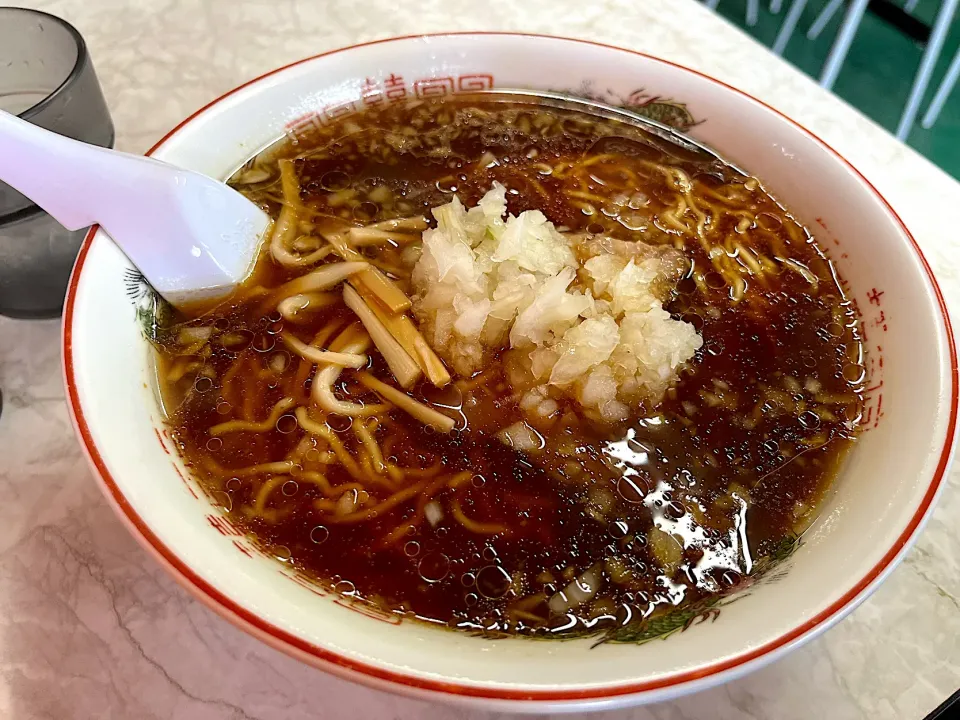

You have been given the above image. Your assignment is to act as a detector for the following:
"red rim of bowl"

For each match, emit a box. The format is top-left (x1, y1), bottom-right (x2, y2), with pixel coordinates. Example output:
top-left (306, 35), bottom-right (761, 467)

top-left (62, 32), bottom-right (959, 703)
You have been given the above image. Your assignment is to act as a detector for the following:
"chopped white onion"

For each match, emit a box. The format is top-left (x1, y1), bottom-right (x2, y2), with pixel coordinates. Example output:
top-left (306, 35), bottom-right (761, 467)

top-left (547, 563), bottom-right (603, 615)
top-left (424, 500), bottom-right (444, 527)
top-left (177, 326), bottom-right (213, 345)
top-left (497, 422), bottom-right (545, 452)
top-left (335, 490), bottom-right (358, 516)
top-left (269, 352), bottom-right (289, 373)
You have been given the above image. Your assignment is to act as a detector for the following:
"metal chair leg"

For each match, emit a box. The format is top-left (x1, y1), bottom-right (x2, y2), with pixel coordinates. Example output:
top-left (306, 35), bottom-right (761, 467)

top-left (819, 0), bottom-right (871, 90)
top-left (922, 45), bottom-right (960, 129)
top-left (898, 0), bottom-right (960, 139)
top-left (773, 0), bottom-right (809, 55)
top-left (702, 0), bottom-right (759, 27)
top-left (808, 0), bottom-right (846, 39)
top-left (771, 0), bottom-right (784, 11)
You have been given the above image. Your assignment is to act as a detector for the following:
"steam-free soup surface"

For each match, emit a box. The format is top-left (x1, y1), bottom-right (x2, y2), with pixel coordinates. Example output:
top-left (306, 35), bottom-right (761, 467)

top-left (155, 97), bottom-right (865, 638)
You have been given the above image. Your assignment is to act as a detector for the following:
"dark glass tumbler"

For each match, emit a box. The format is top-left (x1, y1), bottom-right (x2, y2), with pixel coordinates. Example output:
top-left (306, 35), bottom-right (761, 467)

top-left (0, 7), bottom-right (114, 319)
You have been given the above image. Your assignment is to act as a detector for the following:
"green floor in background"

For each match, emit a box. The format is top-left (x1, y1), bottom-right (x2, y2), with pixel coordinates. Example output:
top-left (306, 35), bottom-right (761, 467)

top-left (713, 0), bottom-right (960, 179)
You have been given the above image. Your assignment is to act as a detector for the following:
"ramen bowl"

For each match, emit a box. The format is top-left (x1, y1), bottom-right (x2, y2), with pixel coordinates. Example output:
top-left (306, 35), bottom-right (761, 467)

top-left (63, 33), bottom-right (957, 711)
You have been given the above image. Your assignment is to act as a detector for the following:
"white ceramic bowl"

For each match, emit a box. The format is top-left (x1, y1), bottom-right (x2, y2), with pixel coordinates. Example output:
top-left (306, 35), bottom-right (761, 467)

top-left (63, 33), bottom-right (958, 712)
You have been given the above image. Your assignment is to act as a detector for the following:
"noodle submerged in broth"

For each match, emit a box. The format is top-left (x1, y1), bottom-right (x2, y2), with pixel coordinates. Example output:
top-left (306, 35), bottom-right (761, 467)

top-left (154, 97), bottom-right (865, 637)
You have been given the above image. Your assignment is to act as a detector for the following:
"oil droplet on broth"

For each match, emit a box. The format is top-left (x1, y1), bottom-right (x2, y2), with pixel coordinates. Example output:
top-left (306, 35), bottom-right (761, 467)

top-left (608, 520), bottom-right (629, 539)
top-left (320, 171), bottom-right (350, 191)
top-left (310, 526), bottom-right (329, 544)
top-left (276, 414), bottom-right (298, 434)
top-left (334, 579), bottom-right (357, 596)
top-left (274, 545), bottom-right (292, 562)
top-left (476, 565), bottom-right (512, 599)
top-left (799, 411), bottom-right (821, 430)
top-left (326, 415), bottom-right (352, 433)
top-left (418, 552), bottom-right (450, 583)
top-left (617, 475), bottom-right (648, 504)
top-left (253, 334), bottom-right (276, 353)
top-left (211, 490), bottom-right (232, 511)
top-left (664, 501), bottom-right (686, 520)
top-left (194, 376), bottom-right (214, 393)
top-left (842, 364), bottom-right (864, 384)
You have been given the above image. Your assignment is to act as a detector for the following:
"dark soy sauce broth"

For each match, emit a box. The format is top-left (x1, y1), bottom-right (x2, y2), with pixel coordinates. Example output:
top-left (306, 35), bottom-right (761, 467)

top-left (154, 97), bottom-right (865, 637)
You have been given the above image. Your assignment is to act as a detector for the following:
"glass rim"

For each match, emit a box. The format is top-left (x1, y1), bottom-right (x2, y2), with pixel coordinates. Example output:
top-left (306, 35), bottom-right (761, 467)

top-left (0, 7), bottom-right (90, 122)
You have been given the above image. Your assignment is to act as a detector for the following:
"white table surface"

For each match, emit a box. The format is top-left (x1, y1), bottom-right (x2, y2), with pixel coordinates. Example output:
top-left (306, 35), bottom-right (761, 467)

top-left (2, 1), bottom-right (960, 718)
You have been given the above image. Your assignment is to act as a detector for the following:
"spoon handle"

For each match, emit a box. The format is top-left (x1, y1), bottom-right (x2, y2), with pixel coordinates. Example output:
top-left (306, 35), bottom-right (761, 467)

top-left (0, 110), bottom-right (151, 230)
top-left (0, 110), bottom-right (270, 302)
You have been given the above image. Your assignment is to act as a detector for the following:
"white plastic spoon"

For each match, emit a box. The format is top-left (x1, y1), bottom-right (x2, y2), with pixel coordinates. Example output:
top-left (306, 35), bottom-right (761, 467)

top-left (0, 110), bottom-right (270, 305)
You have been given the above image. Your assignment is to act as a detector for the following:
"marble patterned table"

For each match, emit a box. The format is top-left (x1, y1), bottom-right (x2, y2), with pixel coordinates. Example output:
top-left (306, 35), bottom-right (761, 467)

top-left (2, 1), bottom-right (959, 718)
